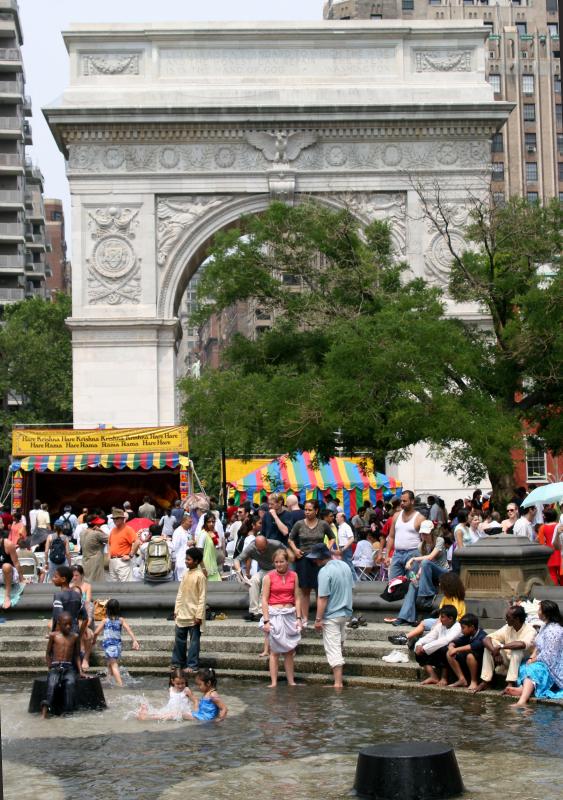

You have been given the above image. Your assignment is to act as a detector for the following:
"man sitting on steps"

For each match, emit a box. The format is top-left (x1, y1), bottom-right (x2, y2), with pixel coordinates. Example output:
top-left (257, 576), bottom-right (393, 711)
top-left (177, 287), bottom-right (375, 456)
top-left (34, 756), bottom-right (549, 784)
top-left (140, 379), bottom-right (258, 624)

top-left (234, 535), bottom-right (292, 622)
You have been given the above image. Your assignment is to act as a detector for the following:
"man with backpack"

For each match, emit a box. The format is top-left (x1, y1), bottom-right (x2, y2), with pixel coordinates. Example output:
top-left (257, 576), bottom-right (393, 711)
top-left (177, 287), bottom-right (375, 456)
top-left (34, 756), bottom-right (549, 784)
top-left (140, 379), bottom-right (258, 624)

top-left (141, 524), bottom-right (173, 582)
top-left (45, 522), bottom-right (72, 581)
top-left (59, 506), bottom-right (78, 544)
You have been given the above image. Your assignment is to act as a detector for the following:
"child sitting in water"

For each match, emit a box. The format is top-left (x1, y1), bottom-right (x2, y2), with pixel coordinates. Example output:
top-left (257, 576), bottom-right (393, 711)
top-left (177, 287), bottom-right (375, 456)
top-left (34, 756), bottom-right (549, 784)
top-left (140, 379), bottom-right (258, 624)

top-left (191, 667), bottom-right (228, 722)
top-left (136, 667), bottom-right (228, 722)
top-left (92, 598), bottom-right (140, 687)
top-left (41, 611), bottom-right (82, 718)
top-left (136, 668), bottom-right (195, 721)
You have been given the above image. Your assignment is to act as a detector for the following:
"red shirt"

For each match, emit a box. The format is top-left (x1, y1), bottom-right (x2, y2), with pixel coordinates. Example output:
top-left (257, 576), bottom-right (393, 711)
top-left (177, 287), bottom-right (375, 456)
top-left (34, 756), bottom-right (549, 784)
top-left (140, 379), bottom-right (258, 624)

top-left (268, 569), bottom-right (297, 605)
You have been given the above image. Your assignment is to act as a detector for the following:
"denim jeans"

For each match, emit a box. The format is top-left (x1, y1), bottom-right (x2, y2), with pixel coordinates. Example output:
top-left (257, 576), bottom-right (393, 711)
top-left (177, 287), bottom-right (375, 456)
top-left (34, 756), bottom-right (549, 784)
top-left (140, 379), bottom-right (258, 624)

top-left (397, 582), bottom-right (420, 624)
top-left (341, 548), bottom-right (357, 583)
top-left (172, 624), bottom-right (201, 670)
top-left (389, 549), bottom-right (420, 580)
top-left (418, 560), bottom-right (449, 598)
top-left (44, 662), bottom-right (77, 713)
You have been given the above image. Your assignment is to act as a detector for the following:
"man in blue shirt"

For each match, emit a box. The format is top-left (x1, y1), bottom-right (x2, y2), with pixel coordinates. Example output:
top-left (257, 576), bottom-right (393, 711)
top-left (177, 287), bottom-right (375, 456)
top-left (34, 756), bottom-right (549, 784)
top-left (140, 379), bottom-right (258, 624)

top-left (309, 543), bottom-right (353, 689)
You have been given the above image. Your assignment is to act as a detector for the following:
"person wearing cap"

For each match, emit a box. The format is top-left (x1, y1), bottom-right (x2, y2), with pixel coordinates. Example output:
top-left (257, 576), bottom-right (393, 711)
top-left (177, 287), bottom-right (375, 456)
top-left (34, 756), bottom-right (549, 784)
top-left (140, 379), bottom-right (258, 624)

top-left (385, 520), bottom-right (448, 627)
top-left (108, 509), bottom-right (139, 582)
top-left (309, 543), bottom-right (353, 689)
top-left (80, 514), bottom-right (110, 583)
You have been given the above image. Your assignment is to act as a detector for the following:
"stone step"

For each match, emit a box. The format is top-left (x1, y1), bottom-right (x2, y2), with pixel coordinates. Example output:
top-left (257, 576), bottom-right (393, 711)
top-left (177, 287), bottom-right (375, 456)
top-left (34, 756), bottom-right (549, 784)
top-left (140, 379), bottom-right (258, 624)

top-left (0, 633), bottom-right (402, 659)
top-left (0, 619), bottom-right (431, 642)
top-left (0, 649), bottom-right (419, 678)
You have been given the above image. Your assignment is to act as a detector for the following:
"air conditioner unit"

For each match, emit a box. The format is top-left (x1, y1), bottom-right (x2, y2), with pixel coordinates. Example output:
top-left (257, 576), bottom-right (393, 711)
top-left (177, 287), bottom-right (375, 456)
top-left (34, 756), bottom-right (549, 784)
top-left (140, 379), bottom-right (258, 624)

top-left (526, 145), bottom-right (537, 152)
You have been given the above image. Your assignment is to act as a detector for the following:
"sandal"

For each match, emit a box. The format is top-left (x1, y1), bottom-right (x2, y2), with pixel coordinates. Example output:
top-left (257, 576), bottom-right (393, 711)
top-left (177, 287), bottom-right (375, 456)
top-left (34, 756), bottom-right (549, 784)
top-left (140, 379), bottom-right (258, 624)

top-left (357, 616), bottom-right (368, 627)
top-left (347, 618), bottom-right (360, 629)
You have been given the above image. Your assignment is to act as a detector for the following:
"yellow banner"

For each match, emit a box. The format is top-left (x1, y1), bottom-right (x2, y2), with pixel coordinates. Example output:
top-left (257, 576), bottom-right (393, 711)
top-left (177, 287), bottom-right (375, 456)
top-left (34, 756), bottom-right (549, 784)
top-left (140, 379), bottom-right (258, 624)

top-left (12, 426), bottom-right (189, 456)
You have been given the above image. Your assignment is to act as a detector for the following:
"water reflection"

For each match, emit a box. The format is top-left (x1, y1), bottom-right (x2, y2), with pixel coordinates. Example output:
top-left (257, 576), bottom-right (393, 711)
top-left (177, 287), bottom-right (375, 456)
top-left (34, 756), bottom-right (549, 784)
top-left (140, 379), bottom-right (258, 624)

top-left (1, 677), bottom-right (562, 800)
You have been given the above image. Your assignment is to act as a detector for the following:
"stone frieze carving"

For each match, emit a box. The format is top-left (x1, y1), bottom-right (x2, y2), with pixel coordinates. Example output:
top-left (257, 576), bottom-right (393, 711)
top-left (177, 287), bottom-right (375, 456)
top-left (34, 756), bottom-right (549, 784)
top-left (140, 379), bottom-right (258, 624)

top-left (415, 50), bottom-right (472, 73)
top-left (245, 131), bottom-right (317, 163)
top-left (159, 47), bottom-right (397, 77)
top-left (68, 139), bottom-right (489, 175)
top-left (86, 206), bottom-right (141, 305)
top-left (82, 54), bottom-right (140, 76)
top-left (423, 203), bottom-right (470, 285)
top-left (156, 196), bottom-right (231, 267)
top-left (326, 192), bottom-right (407, 256)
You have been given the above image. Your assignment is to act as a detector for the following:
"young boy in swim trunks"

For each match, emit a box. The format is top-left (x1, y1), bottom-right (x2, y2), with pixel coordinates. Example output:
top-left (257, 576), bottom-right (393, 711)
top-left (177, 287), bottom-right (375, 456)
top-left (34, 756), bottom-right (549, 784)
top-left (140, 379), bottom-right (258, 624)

top-left (41, 611), bottom-right (82, 718)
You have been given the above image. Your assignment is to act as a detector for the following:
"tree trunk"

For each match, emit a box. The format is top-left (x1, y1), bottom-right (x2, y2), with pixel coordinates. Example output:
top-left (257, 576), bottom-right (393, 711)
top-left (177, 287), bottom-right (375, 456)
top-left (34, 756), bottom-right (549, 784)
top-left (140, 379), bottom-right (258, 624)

top-left (487, 468), bottom-right (515, 515)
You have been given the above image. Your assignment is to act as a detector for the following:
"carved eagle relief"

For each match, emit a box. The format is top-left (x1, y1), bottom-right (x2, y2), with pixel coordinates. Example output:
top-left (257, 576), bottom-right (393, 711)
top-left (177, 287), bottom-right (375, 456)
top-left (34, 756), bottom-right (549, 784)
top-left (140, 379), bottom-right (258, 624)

top-left (245, 130), bottom-right (317, 163)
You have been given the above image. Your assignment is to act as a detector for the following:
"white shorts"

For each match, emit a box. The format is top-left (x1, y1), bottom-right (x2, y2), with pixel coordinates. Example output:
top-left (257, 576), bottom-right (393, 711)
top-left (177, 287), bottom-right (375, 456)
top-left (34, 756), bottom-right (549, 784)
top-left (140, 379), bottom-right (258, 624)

top-left (322, 616), bottom-right (348, 668)
top-left (0, 565), bottom-right (19, 584)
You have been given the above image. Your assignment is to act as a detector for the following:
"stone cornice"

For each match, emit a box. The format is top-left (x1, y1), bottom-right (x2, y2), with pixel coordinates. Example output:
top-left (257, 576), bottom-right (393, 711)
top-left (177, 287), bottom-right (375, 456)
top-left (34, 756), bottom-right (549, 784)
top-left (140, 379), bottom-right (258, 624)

top-left (60, 121), bottom-right (500, 146)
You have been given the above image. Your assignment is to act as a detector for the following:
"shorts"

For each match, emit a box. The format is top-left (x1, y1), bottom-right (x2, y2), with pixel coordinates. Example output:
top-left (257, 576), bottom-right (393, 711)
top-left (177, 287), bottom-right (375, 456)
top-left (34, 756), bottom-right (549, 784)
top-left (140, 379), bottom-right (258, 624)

top-left (294, 557), bottom-right (319, 590)
top-left (0, 566), bottom-right (19, 585)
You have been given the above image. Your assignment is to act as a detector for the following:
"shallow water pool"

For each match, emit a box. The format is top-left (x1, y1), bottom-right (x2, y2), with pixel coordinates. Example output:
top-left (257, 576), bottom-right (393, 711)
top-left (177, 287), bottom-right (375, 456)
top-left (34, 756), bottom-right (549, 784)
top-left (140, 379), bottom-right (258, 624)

top-left (1, 676), bottom-right (562, 799)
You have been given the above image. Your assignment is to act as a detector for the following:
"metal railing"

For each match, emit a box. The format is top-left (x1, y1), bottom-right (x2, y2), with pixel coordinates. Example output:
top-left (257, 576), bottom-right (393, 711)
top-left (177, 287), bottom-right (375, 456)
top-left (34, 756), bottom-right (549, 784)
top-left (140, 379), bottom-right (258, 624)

top-left (0, 287), bottom-right (24, 301)
top-left (0, 189), bottom-right (23, 203)
top-left (0, 221), bottom-right (23, 235)
top-left (0, 80), bottom-right (21, 93)
top-left (0, 116), bottom-right (21, 130)
top-left (0, 254), bottom-right (24, 267)
top-left (0, 153), bottom-right (21, 166)
top-left (0, 48), bottom-right (21, 62)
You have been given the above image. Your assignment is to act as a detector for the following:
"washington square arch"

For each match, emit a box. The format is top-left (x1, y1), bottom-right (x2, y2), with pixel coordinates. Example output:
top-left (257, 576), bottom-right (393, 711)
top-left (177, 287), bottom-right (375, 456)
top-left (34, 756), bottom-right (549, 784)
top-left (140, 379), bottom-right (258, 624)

top-left (45, 19), bottom-right (510, 484)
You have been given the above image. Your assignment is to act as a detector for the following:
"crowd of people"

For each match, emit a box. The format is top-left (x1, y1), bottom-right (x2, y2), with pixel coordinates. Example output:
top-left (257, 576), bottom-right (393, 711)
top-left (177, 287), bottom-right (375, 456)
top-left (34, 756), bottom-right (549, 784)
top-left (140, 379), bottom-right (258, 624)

top-left (1, 484), bottom-right (562, 715)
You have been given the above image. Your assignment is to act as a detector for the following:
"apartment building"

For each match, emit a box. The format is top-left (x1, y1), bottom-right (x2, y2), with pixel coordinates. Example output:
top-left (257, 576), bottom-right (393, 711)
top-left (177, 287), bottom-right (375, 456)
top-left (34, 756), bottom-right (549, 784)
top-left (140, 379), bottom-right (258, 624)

top-left (44, 198), bottom-right (70, 296)
top-left (0, 0), bottom-right (46, 311)
top-left (324, 0), bottom-right (562, 204)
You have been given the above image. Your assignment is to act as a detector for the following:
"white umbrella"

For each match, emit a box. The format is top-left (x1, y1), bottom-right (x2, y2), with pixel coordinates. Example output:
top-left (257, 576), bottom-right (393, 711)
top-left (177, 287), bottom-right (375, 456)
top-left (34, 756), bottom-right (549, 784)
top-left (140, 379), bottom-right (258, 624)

top-left (520, 482), bottom-right (563, 508)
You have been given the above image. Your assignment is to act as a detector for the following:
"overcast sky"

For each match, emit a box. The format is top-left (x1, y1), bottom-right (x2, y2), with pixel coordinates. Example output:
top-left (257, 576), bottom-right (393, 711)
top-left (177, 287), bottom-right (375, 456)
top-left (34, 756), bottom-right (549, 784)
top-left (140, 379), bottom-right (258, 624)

top-left (19, 0), bottom-right (324, 256)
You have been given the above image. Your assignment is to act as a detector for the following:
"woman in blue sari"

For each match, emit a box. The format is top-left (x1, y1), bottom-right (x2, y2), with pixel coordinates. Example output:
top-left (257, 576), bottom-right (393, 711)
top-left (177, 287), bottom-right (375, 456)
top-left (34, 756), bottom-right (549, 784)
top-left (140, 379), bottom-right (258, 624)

top-left (507, 600), bottom-right (563, 707)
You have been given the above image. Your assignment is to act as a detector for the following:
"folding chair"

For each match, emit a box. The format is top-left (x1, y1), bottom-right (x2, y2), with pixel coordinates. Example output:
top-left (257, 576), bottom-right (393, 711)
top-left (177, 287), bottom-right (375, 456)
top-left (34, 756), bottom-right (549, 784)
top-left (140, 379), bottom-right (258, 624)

top-left (18, 557), bottom-right (39, 583)
top-left (354, 564), bottom-right (377, 582)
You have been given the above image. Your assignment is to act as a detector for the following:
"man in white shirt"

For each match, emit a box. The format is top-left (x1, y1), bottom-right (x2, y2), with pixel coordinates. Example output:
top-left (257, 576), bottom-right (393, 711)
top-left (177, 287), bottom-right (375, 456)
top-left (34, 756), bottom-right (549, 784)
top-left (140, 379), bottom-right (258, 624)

top-left (513, 505), bottom-right (536, 541)
top-left (171, 515), bottom-right (194, 581)
top-left (415, 605), bottom-right (462, 686)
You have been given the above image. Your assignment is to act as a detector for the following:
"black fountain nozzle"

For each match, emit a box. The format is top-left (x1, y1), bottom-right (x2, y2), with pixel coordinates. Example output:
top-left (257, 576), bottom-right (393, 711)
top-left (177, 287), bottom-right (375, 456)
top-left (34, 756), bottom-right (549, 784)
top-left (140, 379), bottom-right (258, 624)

top-left (354, 741), bottom-right (464, 800)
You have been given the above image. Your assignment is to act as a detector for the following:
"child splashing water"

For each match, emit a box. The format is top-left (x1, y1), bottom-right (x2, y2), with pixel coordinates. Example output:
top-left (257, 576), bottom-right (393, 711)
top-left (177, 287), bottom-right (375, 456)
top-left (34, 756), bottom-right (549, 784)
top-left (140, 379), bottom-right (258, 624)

top-left (136, 667), bottom-right (227, 722)
top-left (92, 599), bottom-right (140, 687)
top-left (136, 668), bottom-right (194, 721)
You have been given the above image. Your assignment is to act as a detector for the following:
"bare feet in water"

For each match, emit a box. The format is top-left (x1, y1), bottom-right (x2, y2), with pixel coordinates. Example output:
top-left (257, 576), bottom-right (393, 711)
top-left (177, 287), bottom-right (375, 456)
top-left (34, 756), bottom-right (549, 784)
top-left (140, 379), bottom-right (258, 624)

top-left (447, 679), bottom-right (468, 689)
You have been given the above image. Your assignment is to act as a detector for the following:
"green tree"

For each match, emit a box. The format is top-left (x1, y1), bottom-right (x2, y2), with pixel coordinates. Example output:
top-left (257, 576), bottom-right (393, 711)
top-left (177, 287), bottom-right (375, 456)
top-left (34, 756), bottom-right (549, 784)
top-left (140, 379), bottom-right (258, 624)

top-left (0, 294), bottom-right (72, 462)
top-left (180, 199), bottom-right (561, 505)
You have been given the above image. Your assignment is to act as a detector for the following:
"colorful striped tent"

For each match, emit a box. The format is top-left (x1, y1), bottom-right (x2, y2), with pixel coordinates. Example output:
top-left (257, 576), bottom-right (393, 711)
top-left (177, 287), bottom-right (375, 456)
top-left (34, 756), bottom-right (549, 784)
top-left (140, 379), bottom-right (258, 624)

top-left (228, 451), bottom-right (402, 518)
top-left (10, 452), bottom-right (190, 472)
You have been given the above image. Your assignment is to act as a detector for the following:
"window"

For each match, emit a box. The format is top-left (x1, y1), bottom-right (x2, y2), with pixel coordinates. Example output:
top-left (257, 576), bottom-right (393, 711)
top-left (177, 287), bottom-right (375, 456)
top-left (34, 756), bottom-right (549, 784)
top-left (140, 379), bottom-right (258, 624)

top-left (370, 14), bottom-right (383, 19)
top-left (493, 191), bottom-right (505, 206)
top-left (556, 104), bottom-right (562, 127)
top-left (559, 162), bottom-right (563, 181)
top-left (492, 161), bottom-right (504, 180)
top-left (525, 441), bottom-right (547, 482)
top-left (526, 161), bottom-right (538, 181)
top-left (548, 23), bottom-right (559, 38)
top-left (558, 133), bottom-right (563, 154)
top-left (463, 0), bottom-right (473, 4)
top-left (511, 0), bottom-right (521, 5)
top-left (428, 0), bottom-right (441, 5)
top-left (491, 132), bottom-right (503, 152)
top-left (516, 22), bottom-right (527, 36)
top-left (525, 132), bottom-right (537, 150)
top-left (489, 73), bottom-right (501, 93)
top-left (527, 191), bottom-right (538, 203)
top-left (522, 74), bottom-right (534, 94)
top-left (484, 21), bottom-right (494, 34)
top-left (555, 76), bottom-right (561, 94)
top-left (402, 0), bottom-right (414, 8)
top-left (523, 103), bottom-right (536, 121)
top-left (52, 210), bottom-right (62, 221)
top-left (559, 191), bottom-right (563, 205)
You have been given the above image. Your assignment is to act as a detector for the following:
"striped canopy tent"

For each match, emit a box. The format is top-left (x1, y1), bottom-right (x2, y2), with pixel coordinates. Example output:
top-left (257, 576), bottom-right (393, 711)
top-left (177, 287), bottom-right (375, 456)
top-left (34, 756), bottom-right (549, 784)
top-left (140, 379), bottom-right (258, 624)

top-left (228, 451), bottom-right (402, 518)
top-left (10, 452), bottom-right (191, 472)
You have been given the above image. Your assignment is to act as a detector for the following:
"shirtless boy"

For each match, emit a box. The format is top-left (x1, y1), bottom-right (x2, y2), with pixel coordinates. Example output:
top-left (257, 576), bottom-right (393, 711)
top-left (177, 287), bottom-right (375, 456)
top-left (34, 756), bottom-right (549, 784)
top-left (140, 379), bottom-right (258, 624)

top-left (41, 611), bottom-right (82, 718)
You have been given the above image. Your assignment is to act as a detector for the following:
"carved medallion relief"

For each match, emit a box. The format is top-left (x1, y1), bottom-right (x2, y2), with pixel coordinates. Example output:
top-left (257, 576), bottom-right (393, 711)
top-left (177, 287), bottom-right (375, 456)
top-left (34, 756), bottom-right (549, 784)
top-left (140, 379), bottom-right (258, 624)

top-left (86, 206), bottom-right (141, 305)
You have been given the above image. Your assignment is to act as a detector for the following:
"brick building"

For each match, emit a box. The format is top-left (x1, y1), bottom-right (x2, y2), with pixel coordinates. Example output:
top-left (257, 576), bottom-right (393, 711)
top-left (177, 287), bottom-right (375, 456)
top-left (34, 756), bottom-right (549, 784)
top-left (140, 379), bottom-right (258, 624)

top-left (44, 198), bottom-right (70, 296)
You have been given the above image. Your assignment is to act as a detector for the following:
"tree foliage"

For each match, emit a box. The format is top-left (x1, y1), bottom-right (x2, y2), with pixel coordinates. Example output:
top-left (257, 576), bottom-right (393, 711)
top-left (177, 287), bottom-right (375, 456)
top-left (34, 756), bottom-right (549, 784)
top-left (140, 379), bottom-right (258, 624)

top-left (0, 294), bottom-right (72, 459)
top-left (179, 198), bottom-right (562, 502)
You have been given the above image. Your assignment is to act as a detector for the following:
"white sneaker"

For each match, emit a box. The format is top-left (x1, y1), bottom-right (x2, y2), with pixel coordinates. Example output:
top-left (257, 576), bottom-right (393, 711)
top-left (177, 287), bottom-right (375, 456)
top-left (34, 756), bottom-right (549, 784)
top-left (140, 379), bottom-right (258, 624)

top-left (382, 649), bottom-right (409, 663)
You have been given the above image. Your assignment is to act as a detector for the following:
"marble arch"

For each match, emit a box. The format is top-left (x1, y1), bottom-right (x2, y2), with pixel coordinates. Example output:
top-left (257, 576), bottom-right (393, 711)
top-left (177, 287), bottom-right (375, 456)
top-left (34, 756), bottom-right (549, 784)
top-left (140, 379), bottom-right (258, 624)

top-left (45, 20), bottom-right (511, 428)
